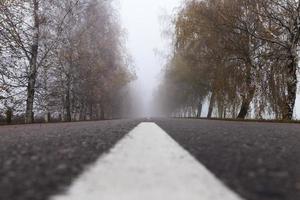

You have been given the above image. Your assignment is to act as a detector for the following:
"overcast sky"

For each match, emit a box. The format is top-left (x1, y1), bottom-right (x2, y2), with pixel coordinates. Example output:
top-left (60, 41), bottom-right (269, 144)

top-left (118, 0), bottom-right (300, 118)
top-left (119, 0), bottom-right (181, 86)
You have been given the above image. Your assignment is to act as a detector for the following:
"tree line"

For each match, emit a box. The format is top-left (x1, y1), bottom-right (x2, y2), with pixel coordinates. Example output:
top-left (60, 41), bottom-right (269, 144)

top-left (155, 0), bottom-right (300, 120)
top-left (0, 0), bottom-right (134, 124)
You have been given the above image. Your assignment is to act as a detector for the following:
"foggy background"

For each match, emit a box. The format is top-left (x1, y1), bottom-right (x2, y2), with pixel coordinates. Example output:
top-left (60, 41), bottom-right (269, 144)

top-left (118, 0), bottom-right (300, 119)
top-left (119, 0), bottom-right (181, 117)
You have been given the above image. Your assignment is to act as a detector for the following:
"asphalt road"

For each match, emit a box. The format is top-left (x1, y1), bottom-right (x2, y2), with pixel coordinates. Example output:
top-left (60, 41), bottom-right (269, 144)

top-left (0, 118), bottom-right (300, 200)
top-left (155, 118), bottom-right (300, 200)
top-left (0, 119), bottom-right (141, 200)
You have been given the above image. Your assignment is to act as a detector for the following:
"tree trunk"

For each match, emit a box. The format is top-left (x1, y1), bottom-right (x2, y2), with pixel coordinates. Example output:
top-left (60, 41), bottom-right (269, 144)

top-left (100, 101), bottom-right (105, 120)
top-left (218, 101), bottom-right (224, 118)
top-left (237, 62), bottom-right (256, 119)
top-left (237, 87), bottom-right (255, 119)
top-left (25, 76), bottom-right (36, 124)
top-left (89, 103), bottom-right (93, 120)
top-left (283, 55), bottom-right (298, 120)
top-left (94, 104), bottom-right (99, 120)
top-left (100, 108), bottom-right (105, 120)
top-left (6, 108), bottom-right (12, 124)
top-left (25, 0), bottom-right (39, 124)
top-left (79, 102), bottom-right (86, 121)
top-left (197, 102), bottom-right (202, 118)
top-left (207, 91), bottom-right (215, 118)
top-left (237, 98), bottom-right (252, 119)
top-left (44, 112), bottom-right (51, 123)
top-left (65, 86), bottom-right (71, 122)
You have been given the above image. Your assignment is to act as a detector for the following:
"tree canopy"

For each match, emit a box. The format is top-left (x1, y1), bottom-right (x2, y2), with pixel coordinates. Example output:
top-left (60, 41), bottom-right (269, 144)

top-left (0, 0), bottom-right (135, 123)
top-left (156, 0), bottom-right (300, 120)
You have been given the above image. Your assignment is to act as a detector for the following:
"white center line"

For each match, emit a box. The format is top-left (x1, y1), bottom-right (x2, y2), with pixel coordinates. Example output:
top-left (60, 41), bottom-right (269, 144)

top-left (50, 122), bottom-right (244, 200)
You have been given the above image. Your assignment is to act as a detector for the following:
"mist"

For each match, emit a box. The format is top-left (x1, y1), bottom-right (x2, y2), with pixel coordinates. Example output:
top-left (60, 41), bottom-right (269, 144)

top-left (119, 0), bottom-right (182, 118)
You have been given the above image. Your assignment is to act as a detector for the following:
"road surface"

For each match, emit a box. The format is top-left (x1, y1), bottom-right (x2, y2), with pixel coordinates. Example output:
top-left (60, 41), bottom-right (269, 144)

top-left (0, 118), bottom-right (299, 200)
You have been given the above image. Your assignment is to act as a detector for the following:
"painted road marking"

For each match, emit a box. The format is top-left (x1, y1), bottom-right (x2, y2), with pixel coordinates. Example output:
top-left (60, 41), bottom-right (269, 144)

top-left (51, 122), bottom-right (243, 200)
